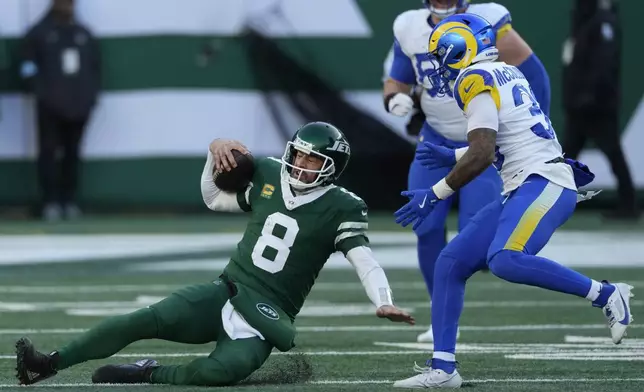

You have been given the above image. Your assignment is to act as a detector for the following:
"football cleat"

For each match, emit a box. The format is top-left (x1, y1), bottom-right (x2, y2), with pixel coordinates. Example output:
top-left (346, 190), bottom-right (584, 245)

top-left (600, 282), bottom-right (635, 344)
top-left (393, 367), bottom-right (463, 389)
top-left (92, 359), bottom-right (160, 384)
top-left (417, 326), bottom-right (460, 343)
top-left (15, 337), bottom-right (59, 385)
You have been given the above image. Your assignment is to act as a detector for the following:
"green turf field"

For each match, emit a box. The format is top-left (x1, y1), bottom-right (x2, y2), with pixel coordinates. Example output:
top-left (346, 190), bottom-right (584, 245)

top-left (0, 214), bottom-right (642, 391)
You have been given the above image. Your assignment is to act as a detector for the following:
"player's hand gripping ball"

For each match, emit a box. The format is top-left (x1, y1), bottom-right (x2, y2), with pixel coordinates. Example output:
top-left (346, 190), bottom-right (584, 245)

top-left (210, 139), bottom-right (255, 193)
top-left (213, 149), bottom-right (255, 192)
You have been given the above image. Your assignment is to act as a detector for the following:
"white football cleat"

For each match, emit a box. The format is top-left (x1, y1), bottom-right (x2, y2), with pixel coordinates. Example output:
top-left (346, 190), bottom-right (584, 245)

top-left (393, 367), bottom-right (463, 389)
top-left (416, 326), bottom-right (460, 343)
top-left (601, 282), bottom-right (634, 344)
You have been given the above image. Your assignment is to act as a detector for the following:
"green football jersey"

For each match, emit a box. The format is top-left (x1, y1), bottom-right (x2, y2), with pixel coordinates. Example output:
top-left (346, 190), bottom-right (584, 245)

top-left (223, 157), bottom-right (369, 320)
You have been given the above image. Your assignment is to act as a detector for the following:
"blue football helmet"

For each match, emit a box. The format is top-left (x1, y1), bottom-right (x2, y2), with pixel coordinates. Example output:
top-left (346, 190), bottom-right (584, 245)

top-left (423, 0), bottom-right (470, 20)
top-left (427, 13), bottom-right (499, 94)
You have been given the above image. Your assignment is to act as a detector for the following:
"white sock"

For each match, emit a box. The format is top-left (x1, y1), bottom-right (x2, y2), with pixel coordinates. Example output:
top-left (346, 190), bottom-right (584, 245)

top-left (433, 351), bottom-right (456, 362)
top-left (585, 279), bottom-right (602, 301)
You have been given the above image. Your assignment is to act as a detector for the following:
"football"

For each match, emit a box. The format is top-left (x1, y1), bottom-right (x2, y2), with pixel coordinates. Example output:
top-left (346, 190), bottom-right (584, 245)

top-left (213, 150), bottom-right (255, 192)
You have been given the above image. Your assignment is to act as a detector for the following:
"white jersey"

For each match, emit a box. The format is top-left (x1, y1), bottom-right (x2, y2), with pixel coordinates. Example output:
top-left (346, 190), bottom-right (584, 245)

top-left (387, 3), bottom-right (512, 141)
top-left (453, 61), bottom-right (576, 194)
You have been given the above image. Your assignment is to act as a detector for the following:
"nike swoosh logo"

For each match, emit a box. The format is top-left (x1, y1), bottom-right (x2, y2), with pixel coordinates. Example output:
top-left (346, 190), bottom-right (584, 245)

top-left (361, 210), bottom-right (367, 216)
top-left (464, 83), bottom-right (475, 93)
top-left (419, 195), bottom-right (427, 208)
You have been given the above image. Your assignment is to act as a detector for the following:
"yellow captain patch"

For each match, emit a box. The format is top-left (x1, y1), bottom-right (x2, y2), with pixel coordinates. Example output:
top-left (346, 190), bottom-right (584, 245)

top-left (260, 184), bottom-right (275, 199)
top-left (455, 70), bottom-right (501, 112)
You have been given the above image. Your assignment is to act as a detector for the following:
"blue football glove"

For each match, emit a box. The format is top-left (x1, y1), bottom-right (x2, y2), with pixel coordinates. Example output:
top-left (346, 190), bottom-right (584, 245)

top-left (416, 141), bottom-right (457, 169)
top-left (394, 189), bottom-right (439, 230)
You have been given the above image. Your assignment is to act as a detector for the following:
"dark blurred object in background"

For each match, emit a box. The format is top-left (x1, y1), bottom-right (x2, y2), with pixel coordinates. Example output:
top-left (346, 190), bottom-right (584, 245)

top-left (562, 0), bottom-right (640, 221)
top-left (20, 0), bottom-right (101, 221)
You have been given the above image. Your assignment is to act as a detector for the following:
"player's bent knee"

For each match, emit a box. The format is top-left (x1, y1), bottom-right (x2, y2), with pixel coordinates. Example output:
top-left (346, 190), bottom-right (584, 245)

top-left (487, 250), bottom-right (521, 282)
top-left (435, 253), bottom-right (461, 279)
top-left (436, 252), bottom-right (479, 281)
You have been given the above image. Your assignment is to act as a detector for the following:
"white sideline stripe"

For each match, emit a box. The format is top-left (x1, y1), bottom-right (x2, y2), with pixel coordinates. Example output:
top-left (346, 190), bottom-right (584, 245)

top-left (506, 355), bottom-right (644, 361)
top-left (565, 335), bottom-right (644, 344)
top-left (0, 285), bottom-right (182, 294)
top-left (0, 378), bottom-right (642, 388)
top-left (0, 329), bottom-right (88, 334)
top-left (1, 324), bottom-right (644, 335)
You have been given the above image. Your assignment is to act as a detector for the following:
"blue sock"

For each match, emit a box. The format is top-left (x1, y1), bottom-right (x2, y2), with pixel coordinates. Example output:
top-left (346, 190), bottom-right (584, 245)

top-left (431, 358), bottom-right (456, 374)
top-left (488, 250), bottom-right (593, 298)
top-left (592, 282), bottom-right (616, 308)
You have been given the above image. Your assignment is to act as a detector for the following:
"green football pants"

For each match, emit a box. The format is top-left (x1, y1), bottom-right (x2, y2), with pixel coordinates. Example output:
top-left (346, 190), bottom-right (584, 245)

top-left (56, 282), bottom-right (274, 386)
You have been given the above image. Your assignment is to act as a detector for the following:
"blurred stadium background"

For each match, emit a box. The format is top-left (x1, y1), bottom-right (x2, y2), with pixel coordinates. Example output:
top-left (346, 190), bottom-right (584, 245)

top-left (0, 1), bottom-right (642, 390)
top-left (0, 0), bottom-right (642, 213)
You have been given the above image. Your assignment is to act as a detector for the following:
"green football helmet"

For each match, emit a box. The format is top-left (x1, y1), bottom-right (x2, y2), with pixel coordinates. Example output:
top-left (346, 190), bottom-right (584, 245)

top-left (281, 122), bottom-right (351, 190)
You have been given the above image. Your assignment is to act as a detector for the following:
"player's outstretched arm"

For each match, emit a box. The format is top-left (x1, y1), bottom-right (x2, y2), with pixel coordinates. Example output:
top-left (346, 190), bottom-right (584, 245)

top-left (345, 246), bottom-right (415, 325)
top-left (200, 139), bottom-right (252, 213)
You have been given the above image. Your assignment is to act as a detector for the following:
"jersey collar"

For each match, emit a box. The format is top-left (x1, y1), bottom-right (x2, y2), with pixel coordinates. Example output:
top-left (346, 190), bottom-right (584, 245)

top-left (280, 171), bottom-right (334, 210)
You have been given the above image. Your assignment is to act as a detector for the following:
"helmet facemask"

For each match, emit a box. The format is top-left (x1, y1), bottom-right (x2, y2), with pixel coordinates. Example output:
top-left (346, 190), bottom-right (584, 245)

top-left (429, 39), bottom-right (471, 96)
top-left (280, 139), bottom-right (336, 191)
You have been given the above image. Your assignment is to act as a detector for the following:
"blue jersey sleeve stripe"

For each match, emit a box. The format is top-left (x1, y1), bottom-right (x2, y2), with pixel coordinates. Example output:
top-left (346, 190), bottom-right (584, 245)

top-left (467, 69), bottom-right (495, 87)
top-left (388, 38), bottom-right (417, 84)
top-left (493, 13), bottom-right (512, 32)
top-left (453, 73), bottom-right (467, 110)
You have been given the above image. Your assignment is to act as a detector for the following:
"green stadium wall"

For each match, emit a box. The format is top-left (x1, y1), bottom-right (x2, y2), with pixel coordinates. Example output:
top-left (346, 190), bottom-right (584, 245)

top-left (0, 0), bottom-right (641, 210)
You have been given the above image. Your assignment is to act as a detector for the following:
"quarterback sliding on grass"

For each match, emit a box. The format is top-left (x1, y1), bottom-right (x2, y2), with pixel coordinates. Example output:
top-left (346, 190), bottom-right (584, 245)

top-left (15, 121), bottom-right (415, 387)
